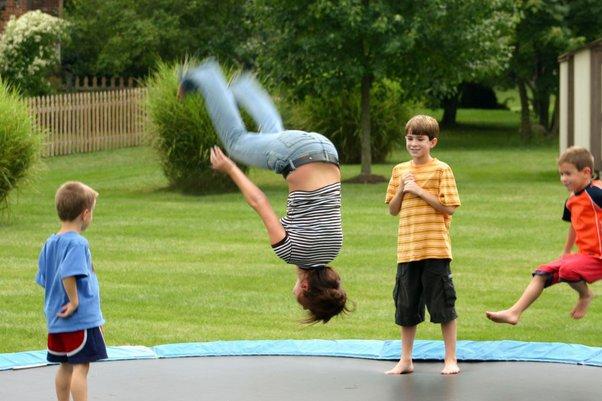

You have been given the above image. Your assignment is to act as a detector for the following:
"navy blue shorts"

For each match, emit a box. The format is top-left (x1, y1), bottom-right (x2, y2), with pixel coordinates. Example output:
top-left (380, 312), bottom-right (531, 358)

top-left (47, 327), bottom-right (107, 364)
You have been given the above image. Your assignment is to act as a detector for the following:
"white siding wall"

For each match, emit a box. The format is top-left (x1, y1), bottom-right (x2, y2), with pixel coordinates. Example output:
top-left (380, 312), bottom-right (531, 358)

top-left (573, 50), bottom-right (591, 148)
top-left (559, 61), bottom-right (569, 152)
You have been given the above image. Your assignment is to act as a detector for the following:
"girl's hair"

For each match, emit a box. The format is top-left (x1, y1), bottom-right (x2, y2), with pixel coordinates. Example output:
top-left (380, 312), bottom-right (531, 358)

top-left (405, 114), bottom-right (439, 140)
top-left (296, 266), bottom-right (349, 324)
top-left (558, 146), bottom-right (595, 175)
top-left (55, 181), bottom-right (98, 222)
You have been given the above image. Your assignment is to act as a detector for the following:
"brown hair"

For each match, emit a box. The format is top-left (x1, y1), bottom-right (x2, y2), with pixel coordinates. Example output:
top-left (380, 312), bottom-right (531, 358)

top-left (405, 115), bottom-right (439, 140)
top-left (558, 146), bottom-right (595, 175)
top-left (55, 181), bottom-right (98, 222)
top-left (296, 266), bottom-right (349, 324)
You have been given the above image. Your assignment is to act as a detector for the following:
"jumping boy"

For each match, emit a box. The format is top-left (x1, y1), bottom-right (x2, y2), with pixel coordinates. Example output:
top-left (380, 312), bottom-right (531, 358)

top-left (385, 115), bottom-right (461, 375)
top-left (486, 146), bottom-right (601, 324)
top-left (36, 181), bottom-right (106, 401)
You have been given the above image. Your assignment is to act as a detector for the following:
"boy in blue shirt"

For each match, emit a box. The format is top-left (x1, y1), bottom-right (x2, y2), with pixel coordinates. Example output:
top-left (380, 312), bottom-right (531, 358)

top-left (36, 181), bottom-right (106, 401)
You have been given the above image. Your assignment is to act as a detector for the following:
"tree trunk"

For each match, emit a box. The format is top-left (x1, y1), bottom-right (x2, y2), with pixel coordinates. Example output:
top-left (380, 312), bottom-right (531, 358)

top-left (535, 92), bottom-right (550, 130)
top-left (549, 93), bottom-right (559, 138)
top-left (517, 80), bottom-right (531, 140)
top-left (360, 73), bottom-right (373, 176)
top-left (441, 91), bottom-right (460, 127)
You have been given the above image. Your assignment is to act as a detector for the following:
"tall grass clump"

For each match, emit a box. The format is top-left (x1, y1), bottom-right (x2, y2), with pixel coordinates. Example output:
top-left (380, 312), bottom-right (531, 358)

top-left (146, 60), bottom-right (246, 193)
top-left (0, 79), bottom-right (42, 209)
top-left (284, 80), bottom-right (410, 163)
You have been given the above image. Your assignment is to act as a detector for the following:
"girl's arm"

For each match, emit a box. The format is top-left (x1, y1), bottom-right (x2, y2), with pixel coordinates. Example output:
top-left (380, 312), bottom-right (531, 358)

top-left (210, 146), bottom-right (286, 244)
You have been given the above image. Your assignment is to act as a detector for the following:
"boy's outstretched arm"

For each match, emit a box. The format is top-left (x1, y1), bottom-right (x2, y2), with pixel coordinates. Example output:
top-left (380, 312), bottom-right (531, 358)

top-left (58, 276), bottom-right (79, 318)
top-left (562, 225), bottom-right (576, 256)
top-left (210, 146), bottom-right (286, 245)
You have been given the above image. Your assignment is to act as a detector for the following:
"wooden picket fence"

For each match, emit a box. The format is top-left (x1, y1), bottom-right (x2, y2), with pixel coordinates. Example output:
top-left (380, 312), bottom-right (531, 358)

top-left (27, 88), bottom-right (148, 157)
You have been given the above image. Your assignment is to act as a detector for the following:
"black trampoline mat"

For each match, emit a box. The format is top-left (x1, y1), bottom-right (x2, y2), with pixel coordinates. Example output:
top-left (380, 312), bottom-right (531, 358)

top-left (1, 356), bottom-right (601, 401)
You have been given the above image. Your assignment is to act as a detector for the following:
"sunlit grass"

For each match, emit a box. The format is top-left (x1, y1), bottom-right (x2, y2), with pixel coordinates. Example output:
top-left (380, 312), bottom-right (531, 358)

top-left (1, 108), bottom-right (599, 353)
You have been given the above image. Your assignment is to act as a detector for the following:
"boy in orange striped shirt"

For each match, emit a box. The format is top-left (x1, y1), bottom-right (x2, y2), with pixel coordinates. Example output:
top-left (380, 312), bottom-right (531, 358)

top-left (385, 115), bottom-right (461, 375)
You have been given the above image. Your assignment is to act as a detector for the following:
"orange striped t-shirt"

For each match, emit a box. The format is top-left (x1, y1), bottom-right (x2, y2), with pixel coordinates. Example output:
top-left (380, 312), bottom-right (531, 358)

top-left (385, 158), bottom-right (460, 263)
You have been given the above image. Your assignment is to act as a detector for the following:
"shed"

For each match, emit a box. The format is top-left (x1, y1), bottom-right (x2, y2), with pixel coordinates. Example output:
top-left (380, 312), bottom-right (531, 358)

top-left (558, 38), bottom-right (602, 173)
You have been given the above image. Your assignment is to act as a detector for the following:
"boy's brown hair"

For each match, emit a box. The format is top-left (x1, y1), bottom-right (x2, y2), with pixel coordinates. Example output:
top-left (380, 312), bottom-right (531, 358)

top-left (558, 146), bottom-right (595, 176)
top-left (405, 115), bottom-right (439, 140)
top-left (55, 181), bottom-right (98, 222)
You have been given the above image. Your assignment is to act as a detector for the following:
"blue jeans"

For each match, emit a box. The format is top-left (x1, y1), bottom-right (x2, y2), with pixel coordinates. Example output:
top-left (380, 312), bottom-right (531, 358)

top-left (183, 61), bottom-right (339, 175)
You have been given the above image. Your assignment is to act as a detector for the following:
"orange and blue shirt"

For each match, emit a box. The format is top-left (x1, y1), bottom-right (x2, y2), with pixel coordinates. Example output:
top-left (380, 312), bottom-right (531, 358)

top-left (385, 158), bottom-right (461, 263)
top-left (562, 180), bottom-right (602, 258)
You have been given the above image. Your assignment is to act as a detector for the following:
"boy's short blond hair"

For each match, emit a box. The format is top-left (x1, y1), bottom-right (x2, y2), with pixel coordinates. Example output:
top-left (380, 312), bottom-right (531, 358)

top-left (558, 146), bottom-right (595, 175)
top-left (405, 115), bottom-right (439, 140)
top-left (55, 181), bottom-right (98, 222)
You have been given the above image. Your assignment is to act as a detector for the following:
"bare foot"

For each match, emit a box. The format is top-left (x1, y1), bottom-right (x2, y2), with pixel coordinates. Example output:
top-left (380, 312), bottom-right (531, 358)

top-left (570, 290), bottom-right (595, 319)
top-left (485, 310), bottom-right (519, 325)
top-left (441, 360), bottom-right (460, 375)
top-left (385, 360), bottom-right (414, 375)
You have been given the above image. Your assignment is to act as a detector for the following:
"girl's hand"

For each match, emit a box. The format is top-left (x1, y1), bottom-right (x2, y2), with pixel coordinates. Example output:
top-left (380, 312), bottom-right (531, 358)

top-left (210, 146), bottom-right (236, 174)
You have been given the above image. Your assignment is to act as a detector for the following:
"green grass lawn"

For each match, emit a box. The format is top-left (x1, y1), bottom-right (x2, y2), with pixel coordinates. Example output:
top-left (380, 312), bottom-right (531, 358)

top-left (1, 108), bottom-right (600, 353)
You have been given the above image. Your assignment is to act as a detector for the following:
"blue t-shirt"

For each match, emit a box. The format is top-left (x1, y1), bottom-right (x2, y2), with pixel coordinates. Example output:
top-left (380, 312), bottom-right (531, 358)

top-left (36, 231), bottom-right (104, 333)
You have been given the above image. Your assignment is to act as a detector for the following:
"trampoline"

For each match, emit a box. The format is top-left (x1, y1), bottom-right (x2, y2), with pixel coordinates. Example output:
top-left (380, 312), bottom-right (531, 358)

top-left (2, 340), bottom-right (601, 401)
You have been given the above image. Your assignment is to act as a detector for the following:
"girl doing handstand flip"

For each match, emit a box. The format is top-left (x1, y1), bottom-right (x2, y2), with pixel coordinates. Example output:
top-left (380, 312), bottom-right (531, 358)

top-left (180, 60), bottom-right (348, 323)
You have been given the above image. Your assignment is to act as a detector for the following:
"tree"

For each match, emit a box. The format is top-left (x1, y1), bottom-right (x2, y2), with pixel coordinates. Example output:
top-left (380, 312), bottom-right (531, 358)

top-left (509, 0), bottom-right (602, 140)
top-left (61, 0), bottom-right (249, 78)
top-left (249, 0), bottom-right (515, 181)
top-left (406, 1), bottom-right (516, 127)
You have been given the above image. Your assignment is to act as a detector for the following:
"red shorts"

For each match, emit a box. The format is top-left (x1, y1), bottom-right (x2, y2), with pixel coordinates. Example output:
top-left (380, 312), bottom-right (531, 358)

top-left (47, 327), bottom-right (107, 364)
top-left (534, 253), bottom-right (602, 287)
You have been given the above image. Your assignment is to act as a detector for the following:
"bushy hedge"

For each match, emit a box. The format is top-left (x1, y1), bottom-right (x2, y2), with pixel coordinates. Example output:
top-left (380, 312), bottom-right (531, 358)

top-left (283, 80), bottom-right (410, 164)
top-left (0, 11), bottom-right (68, 96)
top-left (146, 60), bottom-right (247, 193)
top-left (0, 80), bottom-right (42, 209)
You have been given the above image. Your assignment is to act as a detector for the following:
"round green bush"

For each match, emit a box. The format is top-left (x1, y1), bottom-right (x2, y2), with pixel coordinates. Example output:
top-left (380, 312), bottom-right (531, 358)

top-left (283, 80), bottom-right (410, 164)
top-left (146, 60), bottom-right (247, 193)
top-left (0, 79), bottom-right (42, 208)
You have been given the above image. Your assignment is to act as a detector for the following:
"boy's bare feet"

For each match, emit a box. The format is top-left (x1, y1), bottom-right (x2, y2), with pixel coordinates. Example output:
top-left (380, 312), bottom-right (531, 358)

top-left (570, 289), bottom-right (594, 319)
top-left (385, 360), bottom-right (414, 375)
top-left (441, 360), bottom-right (460, 375)
top-left (485, 310), bottom-right (519, 325)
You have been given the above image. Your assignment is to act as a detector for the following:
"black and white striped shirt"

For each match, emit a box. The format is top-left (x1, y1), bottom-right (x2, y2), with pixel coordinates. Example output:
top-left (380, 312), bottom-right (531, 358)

top-left (272, 182), bottom-right (343, 269)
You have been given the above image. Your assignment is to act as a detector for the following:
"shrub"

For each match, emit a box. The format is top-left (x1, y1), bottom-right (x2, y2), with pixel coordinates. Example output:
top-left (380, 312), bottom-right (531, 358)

top-left (283, 80), bottom-right (410, 163)
top-left (0, 10), bottom-right (68, 96)
top-left (146, 60), bottom-right (247, 193)
top-left (0, 80), bottom-right (42, 209)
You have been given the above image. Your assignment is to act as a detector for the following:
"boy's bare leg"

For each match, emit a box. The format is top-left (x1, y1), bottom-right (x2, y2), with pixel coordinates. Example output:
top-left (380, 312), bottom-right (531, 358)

top-left (55, 363), bottom-right (73, 401)
top-left (568, 281), bottom-right (595, 319)
top-left (385, 325), bottom-right (416, 375)
top-left (441, 319), bottom-right (460, 374)
top-left (70, 363), bottom-right (90, 401)
top-left (486, 275), bottom-right (547, 325)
